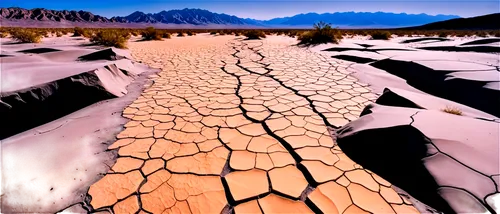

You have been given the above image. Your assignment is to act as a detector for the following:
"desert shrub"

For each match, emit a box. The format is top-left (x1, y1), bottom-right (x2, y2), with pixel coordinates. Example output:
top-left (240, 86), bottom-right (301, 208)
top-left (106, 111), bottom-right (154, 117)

top-left (73, 27), bottom-right (85, 37)
top-left (476, 31), bottom-right (488, 37)
top-left (297, 21), bottom-right (342, 45)
top-left (177, 32), bottom-right (185, 37)
top-left (162, 32), bottom-right (172, 39)
top-left (442, 106), bottom-right (462, 115)
top-left (244, 30), bottom-right (266, 40)
top-left (187, 31), bottom-right (196, 36)
top-left (370, 31), bottom-right (391, 40)
top-left (0, 32), bottom-right (7, 38)
top-left (131, 31), bottom-right (139, 36)
top-left (141, 27), bottom-right (162, 40)
top-left (11, 29), bottom-right (42, 43)
top-left (218, 31), bottom-right (226, 35)
top-left (495, 31), bottom-right (500, 37)
top-left (438, 31), bottom-right (450, 38)
top-left (234, 31), bottom-right (242, 36)
top-left (56, 31), bottom-right (63, 37)
top-left (210, 31), bottom-right (217, 35)
top-left (90, 30), bottom-right (128, 49)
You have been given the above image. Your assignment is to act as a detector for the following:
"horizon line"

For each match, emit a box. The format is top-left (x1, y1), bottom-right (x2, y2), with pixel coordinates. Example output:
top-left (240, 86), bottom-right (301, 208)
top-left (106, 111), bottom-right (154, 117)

top-left (1, 6), bottom-right (467, 20)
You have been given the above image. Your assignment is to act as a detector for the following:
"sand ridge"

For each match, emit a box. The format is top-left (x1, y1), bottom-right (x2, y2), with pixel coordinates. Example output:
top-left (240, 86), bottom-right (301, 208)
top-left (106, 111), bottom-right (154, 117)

top-left (84, 35), bottom-right (418, 214)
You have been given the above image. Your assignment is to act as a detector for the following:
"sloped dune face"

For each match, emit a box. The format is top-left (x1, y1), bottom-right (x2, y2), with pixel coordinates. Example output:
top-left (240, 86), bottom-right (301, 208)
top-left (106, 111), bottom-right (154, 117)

top-left (336, 88), bottom-right (500, 214)
top-left (0, 37), bottom-right (156, 213)
top-left (0, 42), bottom-right (142, 140)
top-left (318, 36), bottom-right (499, 213)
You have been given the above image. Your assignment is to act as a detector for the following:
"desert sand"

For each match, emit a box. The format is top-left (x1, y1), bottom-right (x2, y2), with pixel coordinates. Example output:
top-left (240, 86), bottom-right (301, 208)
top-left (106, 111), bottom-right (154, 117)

top-left (0, 35), bottom-right (158, 213)
top-left (1, 33), bottom-right (499, 214)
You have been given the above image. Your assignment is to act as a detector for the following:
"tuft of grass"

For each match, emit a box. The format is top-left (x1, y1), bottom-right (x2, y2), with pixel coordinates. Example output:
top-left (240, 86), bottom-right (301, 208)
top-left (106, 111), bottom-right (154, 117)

top-left (141, 27), bottom-right (162, 41)
top-left (442, 106), bottom-right (463, 116)
top-left (244, 30), bottom-right (266, 40)
top-left (370, 31), bottom-right (392, 40)
top-left (11, 29), bottom-right (42, 43)
top-left (297, 21), bottom-right (342, 46)
top-left (90, 30), bottom-right (129, 49)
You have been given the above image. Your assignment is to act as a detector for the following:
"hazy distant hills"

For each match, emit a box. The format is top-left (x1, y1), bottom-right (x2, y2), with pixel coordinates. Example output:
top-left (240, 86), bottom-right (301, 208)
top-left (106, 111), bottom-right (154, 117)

top-left (0, 7), bottom-right (466, 28)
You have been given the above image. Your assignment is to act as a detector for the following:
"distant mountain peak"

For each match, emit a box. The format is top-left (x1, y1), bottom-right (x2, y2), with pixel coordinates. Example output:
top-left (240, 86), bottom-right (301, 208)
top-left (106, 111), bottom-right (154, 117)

top-left (0, 7), bottom-right (465, 28)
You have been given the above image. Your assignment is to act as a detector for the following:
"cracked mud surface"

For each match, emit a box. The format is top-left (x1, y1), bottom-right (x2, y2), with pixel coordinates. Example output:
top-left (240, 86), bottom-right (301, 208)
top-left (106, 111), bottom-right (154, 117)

top-left (86, 36), bottom-right (419, 214)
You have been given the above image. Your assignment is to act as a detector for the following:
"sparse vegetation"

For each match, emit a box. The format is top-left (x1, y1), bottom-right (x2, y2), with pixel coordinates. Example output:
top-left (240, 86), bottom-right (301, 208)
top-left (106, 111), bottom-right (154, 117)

top-left (56, 31), bottom-right (63, 37)
top-left (438, 31), bottom-right (450, 38)
top-left (370, 31), bottom-right (391, 40)
top-left (141, 27), bottom-right (162, 40)
top-left (0, 32), bottom-right (7, 38)
top-left (11, 29), bottom-right (42, 43)
top-left (73, 27), bottom-right (86, 37)
top-left (476, 31), bottom-right (488, 37)
top-left (297, 21), bottom-right (342, 46)
top-left (495, 31), bottom-right (500, 37)
top-left (210, 31), bottom-right (217, 35)
top-left (90, 30), bottom-right (129, 49)
top-left (244, 30), bottom-right (266, 40)
top-left (442, 106), bottom-right (463, 115)
top-left (162, 32), bottom-right (172, 39)
top-left (187, 31), bottom-right (196, 36)
top-left (177, 32), bottom-right (185, 37)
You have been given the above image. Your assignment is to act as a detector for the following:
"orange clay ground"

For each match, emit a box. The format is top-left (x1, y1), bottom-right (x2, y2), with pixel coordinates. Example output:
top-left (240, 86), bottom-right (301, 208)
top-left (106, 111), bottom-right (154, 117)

top-left (87, 35), bottom-right (420, 214)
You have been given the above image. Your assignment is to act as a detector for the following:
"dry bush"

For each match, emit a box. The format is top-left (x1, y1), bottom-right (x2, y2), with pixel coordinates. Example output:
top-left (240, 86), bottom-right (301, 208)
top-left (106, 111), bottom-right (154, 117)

top-left (56, 31), bottom-right (63, 37)
top-left (162, 32), bottom-right (172, 39)
top-left (476, 31), bottom-right (488, 37)
top-left (0, 32), bottom-right (7, 38)
top-left (141, 27), bottom-right (162, 40)
top-left (244, 30), bottom-right (266, 40)
top-left (187, 31), bottom-right (196, 36)
top-left (73, 27), bottom-right (86, 37)
top-left (131, 31), bottom-right (139, 36)
top-left (218, 31), bottom-right (226, 35)
top-left (495, 31), bottom-right (500, 37)
top-left (297, 21), bottom-right (342, 45)
top-left (90, 30), bottom-right (129, 49)
top-left (370, 31), bottom-right (391, 40)
top-left (177, 32), bottom-right (185, 37)
top-left (442, 106), bottom-right (463, 116)
top-left (11, 29), bottom-right (42, 43)
top-left (210, 31), bottom-right (217, 35)
top-left (438, 31), bottom-right (450, 38)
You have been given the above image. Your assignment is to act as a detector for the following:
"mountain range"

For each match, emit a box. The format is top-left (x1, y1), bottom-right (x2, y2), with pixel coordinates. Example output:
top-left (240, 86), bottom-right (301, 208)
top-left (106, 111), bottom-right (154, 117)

top-left (0, 7), bottom-right (462, 28)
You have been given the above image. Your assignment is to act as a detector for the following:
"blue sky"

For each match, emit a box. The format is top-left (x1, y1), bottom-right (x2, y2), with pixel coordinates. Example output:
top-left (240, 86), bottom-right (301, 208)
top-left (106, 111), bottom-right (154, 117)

top-left (1, 0), bottom-right (498, 19)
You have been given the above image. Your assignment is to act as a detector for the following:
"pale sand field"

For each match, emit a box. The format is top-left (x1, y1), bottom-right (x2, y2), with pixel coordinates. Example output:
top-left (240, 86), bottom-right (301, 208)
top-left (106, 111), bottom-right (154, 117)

top-left (1, 34), bottom-right (499, 213)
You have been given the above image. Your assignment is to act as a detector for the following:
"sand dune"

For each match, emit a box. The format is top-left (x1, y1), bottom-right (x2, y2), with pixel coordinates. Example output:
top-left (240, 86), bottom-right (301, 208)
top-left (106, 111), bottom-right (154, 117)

top-left (0, 36), bottom-right (158, 212)
top-left (1, 38), bottom-right (145, 140)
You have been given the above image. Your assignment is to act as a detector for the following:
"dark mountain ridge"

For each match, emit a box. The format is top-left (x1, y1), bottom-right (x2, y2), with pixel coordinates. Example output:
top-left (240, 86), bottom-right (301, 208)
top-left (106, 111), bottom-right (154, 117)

top-left (2, 7), bottom-right (494, 29)
top-left (407, 13), bottom-right (500, 30)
